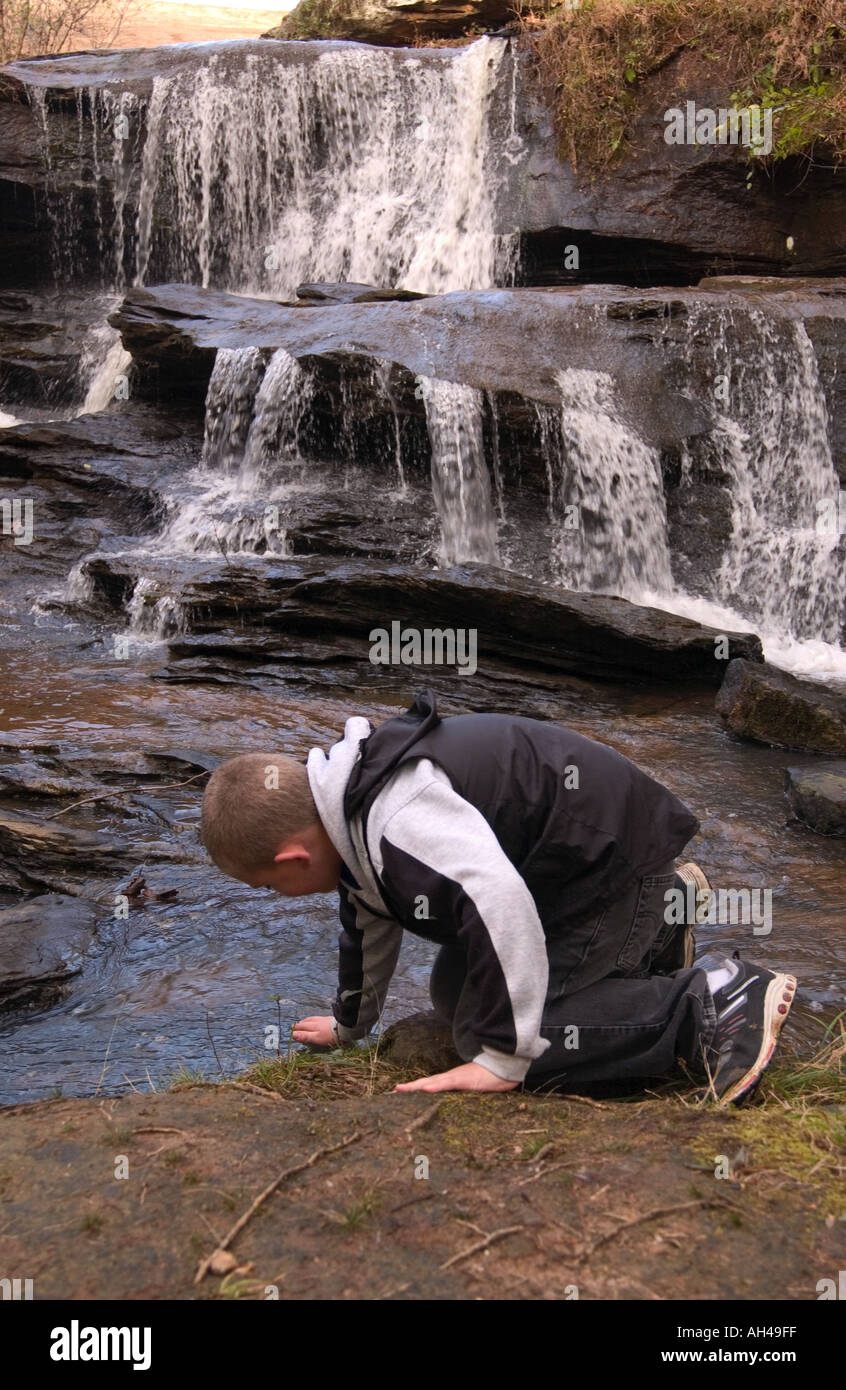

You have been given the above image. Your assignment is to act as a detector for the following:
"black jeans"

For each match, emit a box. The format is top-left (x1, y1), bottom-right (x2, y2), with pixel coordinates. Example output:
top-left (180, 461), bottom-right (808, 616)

top-left (429, 860), bottom-right (716, 1088)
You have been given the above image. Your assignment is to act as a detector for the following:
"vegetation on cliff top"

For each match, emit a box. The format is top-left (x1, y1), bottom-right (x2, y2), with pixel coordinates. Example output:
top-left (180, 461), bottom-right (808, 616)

top-left (530, 0), bottom-right (846, 172)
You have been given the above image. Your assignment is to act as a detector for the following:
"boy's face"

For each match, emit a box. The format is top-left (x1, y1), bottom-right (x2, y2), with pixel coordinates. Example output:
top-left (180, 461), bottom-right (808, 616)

top-left (231, 821), bottom-right (342, 897)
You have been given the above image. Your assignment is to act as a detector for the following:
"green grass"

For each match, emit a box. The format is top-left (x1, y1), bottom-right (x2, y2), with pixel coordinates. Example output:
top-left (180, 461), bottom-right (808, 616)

top-left (166, 1065), bottom-right (209, 1088)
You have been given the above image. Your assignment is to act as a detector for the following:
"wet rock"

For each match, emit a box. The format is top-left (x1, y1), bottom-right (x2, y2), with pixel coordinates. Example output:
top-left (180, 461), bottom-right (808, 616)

top-left (379, 1010), bottom-right (460, 1071)
top-left (108, 279), bottom-right (846, 485)
top-left (784, 765), bottom-right (846, 837)
top-left (0, 291), bottom-right (118, 406)
top-left (265, 0), bottom-right (518, 46)
top-left (79, 553), bottom-right (762, 685)
top-left (716, 659), bottom-right (846, 754)
top-left (295, 282), bottom-right (429, 304)
top-left (0, 759), bottom-right (100, 801)
top-left (0, 893), bottom-right (96, 1013)
top-left (0, 808), bottom-right (201, 894)
top-left (0, 404), bottom-right (196, 592)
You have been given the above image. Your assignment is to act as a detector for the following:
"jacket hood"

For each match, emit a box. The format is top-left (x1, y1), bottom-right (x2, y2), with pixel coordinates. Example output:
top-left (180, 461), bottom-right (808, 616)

top-left (344, 689), bottom-right (441, 821)
top-left (306, 715), bottom-right (373, 880)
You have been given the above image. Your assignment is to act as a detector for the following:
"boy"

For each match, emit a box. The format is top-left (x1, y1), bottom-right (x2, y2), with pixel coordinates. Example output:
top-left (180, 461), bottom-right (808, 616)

top-left (200, 690), bottom-right (796, 1101)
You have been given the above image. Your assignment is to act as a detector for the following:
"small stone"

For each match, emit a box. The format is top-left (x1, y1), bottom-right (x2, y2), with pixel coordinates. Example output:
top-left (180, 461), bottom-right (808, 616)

top-left (208, 1249), bottom-right (238, 1275)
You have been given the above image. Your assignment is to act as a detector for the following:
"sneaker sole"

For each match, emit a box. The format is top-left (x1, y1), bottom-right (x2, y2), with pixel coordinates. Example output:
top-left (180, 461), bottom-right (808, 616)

top-left (676, 861), bottom-right (713, 926)
top-left (718, 972), bottom-right (798, 1106)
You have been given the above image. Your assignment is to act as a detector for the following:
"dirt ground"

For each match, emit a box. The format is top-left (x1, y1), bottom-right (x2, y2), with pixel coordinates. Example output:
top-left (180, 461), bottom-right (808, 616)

top-left (104, 1), bottom-right (286, 49)
top-left (1, 1049), bottom-right (844, 1301)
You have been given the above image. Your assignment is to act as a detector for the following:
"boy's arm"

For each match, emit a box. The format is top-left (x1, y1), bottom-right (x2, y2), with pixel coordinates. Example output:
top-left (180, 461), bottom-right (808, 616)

top-left (333, 877), bottom-right (403, 1043)
top-left (372, 776), bottom-right (552, 1083)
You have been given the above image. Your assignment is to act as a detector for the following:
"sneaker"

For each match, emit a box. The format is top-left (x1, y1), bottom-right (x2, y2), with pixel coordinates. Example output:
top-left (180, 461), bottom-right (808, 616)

top-left (700, 954), bottom-right (798, 1105)
top-left (651, 861), bottom-right (711, 972)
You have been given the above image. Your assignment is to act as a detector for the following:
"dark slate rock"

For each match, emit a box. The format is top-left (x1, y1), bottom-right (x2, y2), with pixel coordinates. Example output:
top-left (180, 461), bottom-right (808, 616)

top-left (785, 765), bottom-right (846, 837)
top-left (716, 659), bottom-right (846, 754)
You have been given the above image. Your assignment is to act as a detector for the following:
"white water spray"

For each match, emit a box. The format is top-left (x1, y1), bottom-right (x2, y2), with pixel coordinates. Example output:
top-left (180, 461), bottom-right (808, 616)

top-left (419, 376), bottom-right (499, 566)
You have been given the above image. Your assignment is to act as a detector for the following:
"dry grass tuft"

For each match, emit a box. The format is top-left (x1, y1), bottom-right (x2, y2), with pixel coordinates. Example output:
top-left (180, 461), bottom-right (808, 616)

top-left (527, 0), bottom-right (846, 173)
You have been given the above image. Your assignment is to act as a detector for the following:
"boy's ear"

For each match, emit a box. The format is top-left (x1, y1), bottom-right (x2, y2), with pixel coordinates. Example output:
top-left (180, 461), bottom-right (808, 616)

top-left (273, 845), bottom-right (311, 865)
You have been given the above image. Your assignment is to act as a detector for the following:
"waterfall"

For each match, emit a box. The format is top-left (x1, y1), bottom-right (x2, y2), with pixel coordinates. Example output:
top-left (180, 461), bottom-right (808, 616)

top-left (80, 329), bottom-right (131, 416)
top-left (126, 576), bottom-right (186, 641)
top-left (153, 346), bottom-right (313, 559)
top-left (678, 306), bottom-right (845, 646)
top-left (373, 360), bottom-right (407, 492)
top-left (88, 36), bottom-right (522, 297)
top-left (537, 368), bottom-right (674, 599)
top-left (201, 347), bottom-right (268, 472)
top-left (419, 376), bottom-right (499, 566)
top-left (20, 39), bottom-right (525, 449)
top-left (242, 348), bottom-right (314, 479)
top-left (689, 307), bottom-right (839, 642)
top-left (28, 85), bottom-right (143, 289)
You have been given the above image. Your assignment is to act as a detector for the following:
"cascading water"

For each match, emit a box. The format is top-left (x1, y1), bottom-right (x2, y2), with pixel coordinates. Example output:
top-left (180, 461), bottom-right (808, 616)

top-left (201, 347), bottom-right (268, 473)
top-left (28, 85), bottom-right (143, 291)
top-left (242, 348), bottom-right (314, 480)
top-left (418, 376), bottom-right (499, 566)
top-left (17, 46), bottom-right (846, 675)
top-left (25, 40), bottom-right (523, 299)
top-left (17, 40), bottom-right (525, 455)
top-left (154, 346), bottom-right (312, 560)
top-left (677, 305), bottom-right (845, 646)
top-left (535, 368), bottom-right (674, 599)
top-left (79, 324), bottom-right (131, 415)
top-left (135, 40), bottom-right (518, 296)
top-left (125, 576), bottom-right (187, 641)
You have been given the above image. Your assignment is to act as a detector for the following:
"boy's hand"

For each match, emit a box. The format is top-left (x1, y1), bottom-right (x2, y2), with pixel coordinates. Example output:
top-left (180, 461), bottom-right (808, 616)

top-left (292, 1015), bottom-right (337, 1047)
top-left (394, 1062), bottom-right (519, 1093)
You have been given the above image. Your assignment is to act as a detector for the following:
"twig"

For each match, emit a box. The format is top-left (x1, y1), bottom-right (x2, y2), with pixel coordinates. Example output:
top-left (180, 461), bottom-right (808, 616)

top-left (226, 1081), bottom-right (289, 1103)
top-left (516, 1158), bottom-right (587, 1188)
top-left (379, 1281), bottom-right (413, 1300)
top-left (526, 1141), bottom-right (555, 1164)
top-left (44, 772), bottom-right (208, 820)
top-left (560, 1094), bottom-right (612, 1111)
top-left (577, 1198), bottom-right (737, 1265)
top-left (440, 1224), bottom-right (525, 1271)
top-left (132, 1126), bottom-right (187, 1136)
top-left (387, 1192), bottom-right (437, 1215)
top-left (168, 1078), bottom-right (287, 1101)
top-left (194, 1128), bottom-right (369, 1283)
top-left (205, 1009), bottom-right (224, 1076)
top-left (404, 1098), bottom-right (445, 1137)
top-left (143, 1138), bottom-right (200, 1160)
top-left (211, 521), bottom-right (233, 571)
top-left (94, 1013), bottom-right (121, 1096)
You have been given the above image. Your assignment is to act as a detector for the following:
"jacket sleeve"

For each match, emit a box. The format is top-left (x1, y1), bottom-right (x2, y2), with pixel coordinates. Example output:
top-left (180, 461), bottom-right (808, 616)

top-left (333, 877), bottom-right (403, 1043)
top-left (371, 778), bottom-right (551, 1083)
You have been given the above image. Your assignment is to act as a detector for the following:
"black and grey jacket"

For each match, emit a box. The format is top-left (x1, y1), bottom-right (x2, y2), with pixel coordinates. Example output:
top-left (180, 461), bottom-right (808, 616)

top-left (306, 691), bottom-right (698, 1083)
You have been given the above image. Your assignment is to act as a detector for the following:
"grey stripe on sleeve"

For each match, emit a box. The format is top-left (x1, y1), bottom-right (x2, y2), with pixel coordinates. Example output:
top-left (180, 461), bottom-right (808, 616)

top-left (368, 763), bottom-right (551, 1071)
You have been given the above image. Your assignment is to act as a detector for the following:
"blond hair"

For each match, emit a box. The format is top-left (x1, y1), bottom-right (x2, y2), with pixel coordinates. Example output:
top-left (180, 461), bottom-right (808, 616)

top-left (200, 753), bottom-right (318, 874)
